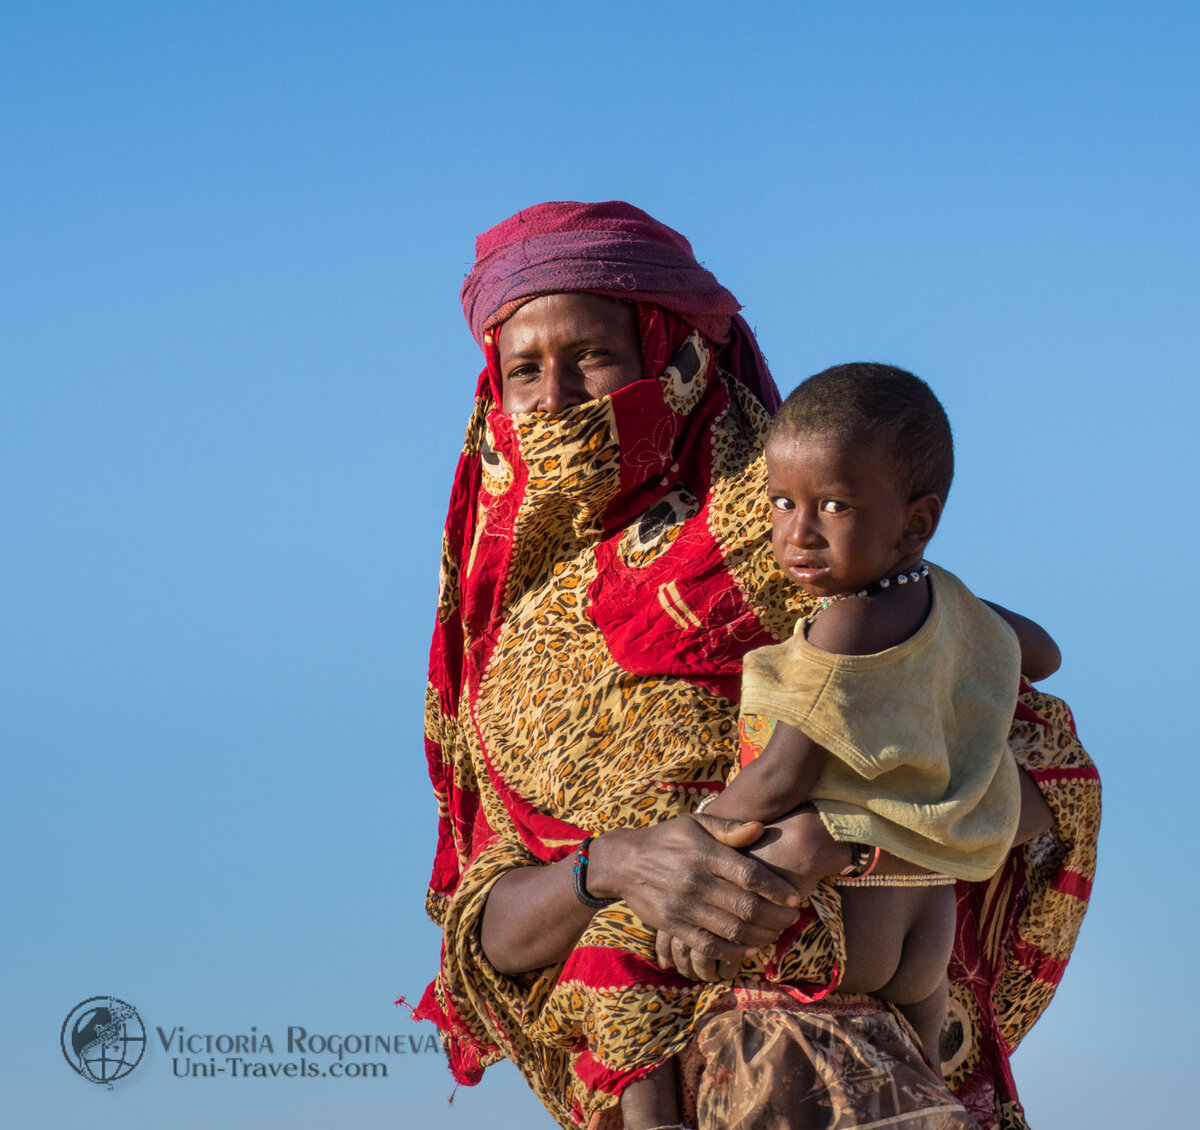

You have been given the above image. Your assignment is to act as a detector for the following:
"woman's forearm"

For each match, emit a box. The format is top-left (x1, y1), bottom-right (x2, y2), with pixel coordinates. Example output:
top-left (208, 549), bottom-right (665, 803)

top-left (482, 829), bottom-right (678, 974)
top-left (479, 853), bottom-right (604, 974)
top-left (479, 818), bottom-right (803, 976)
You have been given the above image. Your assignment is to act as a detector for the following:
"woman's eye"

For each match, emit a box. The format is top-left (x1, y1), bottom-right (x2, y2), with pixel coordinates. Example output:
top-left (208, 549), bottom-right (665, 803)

top-left (505, 366), bottom-right (537, 382)
top-left (769, 495), bottom-right (794, 511)
top-left (820, 499), bottom-right (848, 514)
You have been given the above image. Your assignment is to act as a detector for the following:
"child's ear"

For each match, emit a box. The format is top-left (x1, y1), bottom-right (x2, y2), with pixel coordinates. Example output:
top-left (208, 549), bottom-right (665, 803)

top-left (899, 494), bottom-right (942, 553)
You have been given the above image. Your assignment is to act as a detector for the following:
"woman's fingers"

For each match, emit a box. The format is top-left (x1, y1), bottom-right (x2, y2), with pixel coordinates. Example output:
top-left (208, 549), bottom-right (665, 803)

top-left (654, 877), bottom-right (791, 962)
top-left (662, 921), bottom-right (752, 968)
top-left (644, 893), bottom-right (768, 965)
top-left (685, 874), bottom-right (795, 943)
top-left (659, 929), bottom-right (742, 982)
top-left (692, 814), bottom-right (801, 907)
top-left (603, 817), bottom-right (801, 960)
top-left (698, 814), bottom-right (765, 849)
top-left (717, 956), bottom-right (743, 981)
top-left (656, 929), bottom-right (676, 970)
top-left (684, 943), bottom-right (731, 983)
top-left (670, 935), bottom-right (700, 980)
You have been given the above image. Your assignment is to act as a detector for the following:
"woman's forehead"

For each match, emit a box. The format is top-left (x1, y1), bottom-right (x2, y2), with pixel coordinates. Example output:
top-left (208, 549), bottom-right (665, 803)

top-left (497, 293), bottom-right (638, 351)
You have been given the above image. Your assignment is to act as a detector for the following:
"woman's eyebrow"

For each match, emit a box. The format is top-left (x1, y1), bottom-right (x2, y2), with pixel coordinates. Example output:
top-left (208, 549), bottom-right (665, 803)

top-left (559, 333), bottom-right (612, 348)
top-left (503, 335), bottom-right (611, 362)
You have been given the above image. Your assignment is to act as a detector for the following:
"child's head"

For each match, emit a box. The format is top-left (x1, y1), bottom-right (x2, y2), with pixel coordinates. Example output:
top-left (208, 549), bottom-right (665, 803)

top-left (765, 364), bottom-right (952, 598)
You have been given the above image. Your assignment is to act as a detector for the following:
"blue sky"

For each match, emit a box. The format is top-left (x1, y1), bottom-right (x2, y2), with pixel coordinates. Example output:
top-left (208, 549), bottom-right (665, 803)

top-left (3, 3), bottom-right (1196, 1126)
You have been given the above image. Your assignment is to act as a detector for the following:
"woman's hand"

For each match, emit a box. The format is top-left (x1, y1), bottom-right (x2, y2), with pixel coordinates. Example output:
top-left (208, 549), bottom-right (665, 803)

top-left (589, 814), bottom-right (804, 968)
top-left (655, 928), bottom-right (744, 982)
top-left (650, 806), bottom-right (851, 982)
top-left (481, 812), bottom-right (805, 976)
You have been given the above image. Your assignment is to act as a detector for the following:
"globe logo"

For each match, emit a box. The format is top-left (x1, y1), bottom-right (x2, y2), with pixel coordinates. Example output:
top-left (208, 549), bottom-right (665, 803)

top-left (61, 996), bottom-right (146, 1085)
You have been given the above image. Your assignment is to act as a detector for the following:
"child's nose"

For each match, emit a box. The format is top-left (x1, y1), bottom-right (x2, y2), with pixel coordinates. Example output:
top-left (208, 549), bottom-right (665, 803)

top-left (791, 512), bottom-right (824, 547)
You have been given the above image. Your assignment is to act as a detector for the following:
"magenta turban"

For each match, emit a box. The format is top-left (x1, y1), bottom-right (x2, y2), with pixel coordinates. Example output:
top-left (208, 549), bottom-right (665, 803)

top-left (461, 200), bottom-right (779, 412)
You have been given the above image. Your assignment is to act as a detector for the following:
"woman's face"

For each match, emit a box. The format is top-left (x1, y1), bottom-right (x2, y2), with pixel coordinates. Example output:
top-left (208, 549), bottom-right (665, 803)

top-left (496, 293), bottom-right (643, 414)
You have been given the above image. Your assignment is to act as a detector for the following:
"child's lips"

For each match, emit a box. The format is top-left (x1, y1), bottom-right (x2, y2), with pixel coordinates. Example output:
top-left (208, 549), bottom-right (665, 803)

top-left (786, 560), bottom-right (829, 583)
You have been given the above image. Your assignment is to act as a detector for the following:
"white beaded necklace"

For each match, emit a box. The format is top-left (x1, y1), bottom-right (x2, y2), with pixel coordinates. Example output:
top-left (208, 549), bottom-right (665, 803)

top-left (813, 560), bottom-right (930, 615)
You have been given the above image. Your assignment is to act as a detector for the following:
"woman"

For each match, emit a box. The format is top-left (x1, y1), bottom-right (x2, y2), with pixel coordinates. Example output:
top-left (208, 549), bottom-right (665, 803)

top-left (413, 201), bottom-right (1099, 1130)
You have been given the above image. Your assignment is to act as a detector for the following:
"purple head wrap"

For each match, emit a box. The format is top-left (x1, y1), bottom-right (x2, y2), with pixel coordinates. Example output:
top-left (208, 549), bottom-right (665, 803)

top-left (460, 201), bottom-right (779, 412)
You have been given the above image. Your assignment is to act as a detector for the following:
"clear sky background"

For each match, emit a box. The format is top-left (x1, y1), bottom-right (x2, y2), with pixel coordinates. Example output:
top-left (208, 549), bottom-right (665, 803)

top-left (3, 2), bottom-right (1196, 1126)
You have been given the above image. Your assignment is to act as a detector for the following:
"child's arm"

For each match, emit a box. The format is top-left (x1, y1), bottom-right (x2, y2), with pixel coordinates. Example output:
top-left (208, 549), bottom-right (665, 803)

top-left (983, 601), bottom-right (1062, 681)
top-left (1013, 760), bottom-right (1055, 844)
top-left (707, 589), bottom-right (928, 827)
top-left (702, 722), bottom-right (828, 825)
top-left (659, 725), bottom-right (832, 981)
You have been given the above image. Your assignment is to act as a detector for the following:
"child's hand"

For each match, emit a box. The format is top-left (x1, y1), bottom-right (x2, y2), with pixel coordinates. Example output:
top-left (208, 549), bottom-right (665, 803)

top-left (655, 928), bottom-right (743, 983)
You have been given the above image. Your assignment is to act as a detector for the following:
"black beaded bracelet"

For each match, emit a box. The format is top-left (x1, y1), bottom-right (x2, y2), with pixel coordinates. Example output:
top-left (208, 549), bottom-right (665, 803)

top-left (572, 836), bottom-right (618, 909)
top-left (839, 842), bottom-right (882, 879)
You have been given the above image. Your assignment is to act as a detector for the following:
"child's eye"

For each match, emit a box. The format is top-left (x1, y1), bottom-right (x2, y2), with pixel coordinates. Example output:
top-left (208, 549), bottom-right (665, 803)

top-left (820, 499), bottom-right (848, 514)
top-left (769, 495), bottom-right (795, 511)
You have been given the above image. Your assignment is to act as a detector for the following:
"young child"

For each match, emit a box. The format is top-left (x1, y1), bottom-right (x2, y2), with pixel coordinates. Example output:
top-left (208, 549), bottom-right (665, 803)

top-left (620, 363), bottom-right (1055, 1130)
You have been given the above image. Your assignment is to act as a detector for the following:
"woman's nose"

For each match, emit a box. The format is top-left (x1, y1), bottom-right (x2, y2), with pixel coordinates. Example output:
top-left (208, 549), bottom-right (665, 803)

top-left (537, 363), bottom-right (586, 413)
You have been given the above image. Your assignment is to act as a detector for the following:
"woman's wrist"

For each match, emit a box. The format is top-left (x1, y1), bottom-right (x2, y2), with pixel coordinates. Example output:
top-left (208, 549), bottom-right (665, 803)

top-left (580, 827), bottom-right (634, 902)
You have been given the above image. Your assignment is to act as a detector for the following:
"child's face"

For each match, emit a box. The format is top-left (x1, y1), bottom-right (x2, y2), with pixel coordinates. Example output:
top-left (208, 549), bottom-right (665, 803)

top-left (765, 429), bottom-right (934, 599)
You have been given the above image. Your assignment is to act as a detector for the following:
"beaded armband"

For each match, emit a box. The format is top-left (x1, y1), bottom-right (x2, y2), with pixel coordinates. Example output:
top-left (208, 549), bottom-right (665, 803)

top-left (572, 836), bottom-right (618, 909)
top-left (839, 843), bottom-right (882, 880)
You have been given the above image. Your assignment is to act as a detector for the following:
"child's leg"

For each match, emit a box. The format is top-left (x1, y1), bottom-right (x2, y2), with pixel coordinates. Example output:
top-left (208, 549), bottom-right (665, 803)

top-left (619, 1057), bottom-right (684, 1130)
top-left (836, 882), bottom-right (957, 1067)
top-left (894, 972), bottom-right (949, 1066)
top-left (880, 885), bottom-right (955, 1063)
